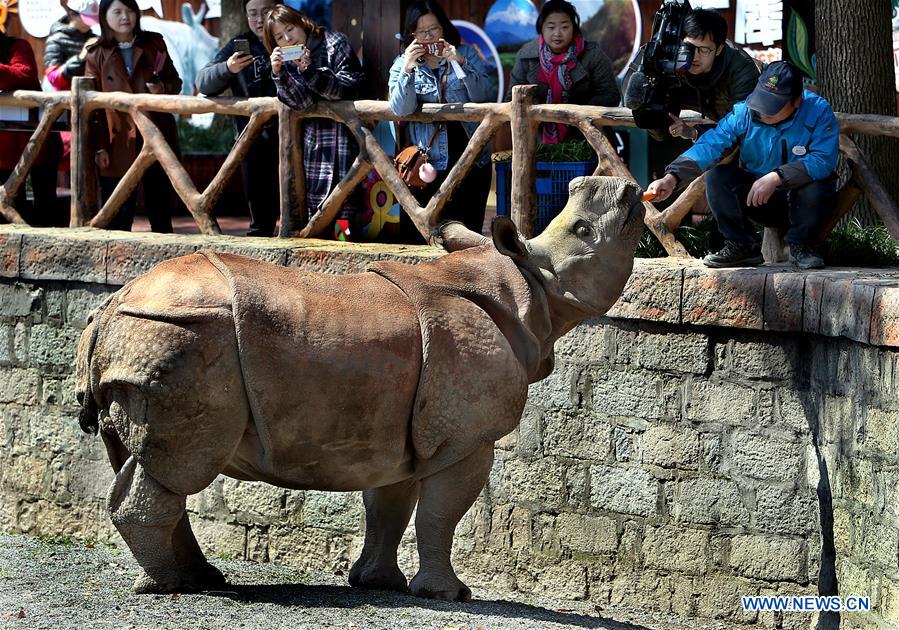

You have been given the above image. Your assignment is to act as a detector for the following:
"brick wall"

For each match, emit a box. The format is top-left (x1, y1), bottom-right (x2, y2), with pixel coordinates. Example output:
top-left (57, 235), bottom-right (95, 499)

top-left (1, 225), bottom-right (898, 627)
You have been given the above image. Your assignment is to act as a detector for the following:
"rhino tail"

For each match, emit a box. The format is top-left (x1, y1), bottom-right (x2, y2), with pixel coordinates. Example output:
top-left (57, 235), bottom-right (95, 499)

top-left (76, 316), bottom-right (101, 435)
top-left (76, 295), bottom-right (116, 436)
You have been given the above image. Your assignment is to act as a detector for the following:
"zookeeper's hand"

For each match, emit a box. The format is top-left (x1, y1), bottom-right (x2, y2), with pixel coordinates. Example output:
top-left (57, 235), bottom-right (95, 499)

top-left (270, 47), bottom-right (284, 75)
top-left (646, 173), bottom-right (678, 202)
top-left (95, 149), bottom-right (110, 170)
top-left (747, 171), bottom-right (782, 207)
top-left (403, 41), bottom-right (425, 74)
top-left (439, 39), bottom-right (465, 66)
top-left (226, 51), bottom-right (254, 74)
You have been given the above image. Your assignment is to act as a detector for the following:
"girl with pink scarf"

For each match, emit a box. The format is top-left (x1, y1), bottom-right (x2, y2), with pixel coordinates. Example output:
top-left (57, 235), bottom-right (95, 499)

top-left (510, 0), bottom-right (619, 144)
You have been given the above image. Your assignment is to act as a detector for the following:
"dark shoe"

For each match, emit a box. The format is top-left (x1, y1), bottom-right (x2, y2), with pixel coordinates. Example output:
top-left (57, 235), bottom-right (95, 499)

top-left (789, 244), bottom-right (825, 269)
top-left (702, 240), bottom-right (764, 268)
top-left (246, 229), bottom-right (275, 237)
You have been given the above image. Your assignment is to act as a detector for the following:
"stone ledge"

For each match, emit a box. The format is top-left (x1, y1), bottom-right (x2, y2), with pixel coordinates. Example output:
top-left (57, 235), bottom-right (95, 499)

top-left (2, 225), bottom-right (896, 348)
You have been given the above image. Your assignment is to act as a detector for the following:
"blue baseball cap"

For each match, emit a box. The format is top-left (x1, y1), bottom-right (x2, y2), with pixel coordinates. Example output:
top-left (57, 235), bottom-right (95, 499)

top-left (746, 61), bottom-right (802, 116)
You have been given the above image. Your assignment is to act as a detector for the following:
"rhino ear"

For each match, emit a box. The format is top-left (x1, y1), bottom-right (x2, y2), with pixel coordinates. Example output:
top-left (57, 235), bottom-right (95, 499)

top-left (491, 215), bottom-right (528, 262)
top-left (616, 179), bottom-right (641, 205)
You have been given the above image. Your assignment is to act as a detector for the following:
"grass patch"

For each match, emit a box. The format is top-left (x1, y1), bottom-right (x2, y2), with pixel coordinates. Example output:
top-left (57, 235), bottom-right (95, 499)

top-left (177, 118), bottom-right (235, 154)
top-left (821, 219), bottom-right (899, 267)
top-left (34, 534), bottom-right (75, 546)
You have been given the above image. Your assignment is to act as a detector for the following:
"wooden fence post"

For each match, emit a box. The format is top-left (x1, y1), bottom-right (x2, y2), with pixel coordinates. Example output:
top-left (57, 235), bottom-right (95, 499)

top-left (70, 77), bottom-right (98, 227)
top-left (277, 101), bottom-right (305, 238)
top-left (510, 85), bottom-right (539, 238)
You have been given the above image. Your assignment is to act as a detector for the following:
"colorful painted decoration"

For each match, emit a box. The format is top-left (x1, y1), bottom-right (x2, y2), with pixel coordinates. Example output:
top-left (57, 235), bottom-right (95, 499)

top-left (484, 0), bottom-right (538, 77)
top-left (144, 4), bottom-right (219, 96)
top-left (18, 0), bottom-right (61, 39)
top-left (284, 0), bottom-right (332, 28)
top-left (358, 171), bottom-right (401, 241)
top-left (484, 0), bottom-right (538, 48)
top-left (137, 0), bottom-right (164, 17)
top-left (0, 0), bottom-right (17, 34)
top-left (575, 0), bottom-right (641, 78)
top-left (453, 20), bottom-right (504, 103)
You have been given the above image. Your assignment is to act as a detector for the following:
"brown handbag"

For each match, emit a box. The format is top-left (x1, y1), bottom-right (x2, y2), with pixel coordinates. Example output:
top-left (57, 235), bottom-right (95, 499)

top-left (393, 69), bottom-right (448, 188)
top-left (394, 125), bottom-right (441, 188)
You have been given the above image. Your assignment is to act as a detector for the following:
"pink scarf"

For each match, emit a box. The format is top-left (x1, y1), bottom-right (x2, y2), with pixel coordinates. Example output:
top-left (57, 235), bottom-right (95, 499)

top-left (537, 34), bottom-right (584, 144)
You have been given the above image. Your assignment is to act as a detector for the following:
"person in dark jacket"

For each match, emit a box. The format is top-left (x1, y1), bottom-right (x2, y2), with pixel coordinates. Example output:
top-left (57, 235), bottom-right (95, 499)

top-left (646, 62), bottom-right (838, 270)
top-left (43, 1), bottom-right (94, 91)
top-left (623, 8), bottom-right (761, 140)
top-left (0, 33), bottom-right (62, 226)
top-left (509, 0), bottom-right (619, 143)
top-left (195, 0), bottom-right (279, 237)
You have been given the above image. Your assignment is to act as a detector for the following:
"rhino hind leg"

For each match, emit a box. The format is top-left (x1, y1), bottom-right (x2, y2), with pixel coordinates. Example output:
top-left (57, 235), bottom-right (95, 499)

top-left (107, 453), bottom-right (223, 594)
top-left (349, 478), bottom-right (421, 593)
top-left (409, 444), bottom-right (494, 602)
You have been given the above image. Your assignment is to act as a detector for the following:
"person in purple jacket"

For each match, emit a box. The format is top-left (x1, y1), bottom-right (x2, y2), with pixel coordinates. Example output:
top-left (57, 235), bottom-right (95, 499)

top-left (263, 4), bottom-right (365, 240)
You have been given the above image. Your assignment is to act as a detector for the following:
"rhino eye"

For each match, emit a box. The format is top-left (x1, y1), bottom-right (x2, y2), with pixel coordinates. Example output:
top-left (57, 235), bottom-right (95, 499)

top-left (574, 221), bottom-right (593, 240)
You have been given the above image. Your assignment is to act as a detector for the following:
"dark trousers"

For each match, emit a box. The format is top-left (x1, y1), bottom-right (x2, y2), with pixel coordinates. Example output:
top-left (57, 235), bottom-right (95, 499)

top-left (241, 132), bottom-right (279, 236)
top-left (705, 163), bottom-right (836, 247)
top-left (1, 166), bottom-right (62, 227)
top-left (405, 161), bottom-right (492, 242)
top-left (100, 163), bottom-right (174, 233)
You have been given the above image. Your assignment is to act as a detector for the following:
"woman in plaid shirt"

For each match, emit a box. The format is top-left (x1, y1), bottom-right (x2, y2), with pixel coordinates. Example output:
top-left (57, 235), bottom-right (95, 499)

top-left (264, 5), bottom-right (365, 240)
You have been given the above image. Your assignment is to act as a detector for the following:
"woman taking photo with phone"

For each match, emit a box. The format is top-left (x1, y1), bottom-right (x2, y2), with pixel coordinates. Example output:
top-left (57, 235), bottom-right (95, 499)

top-left (263, 4), bottom-right (365, 240)
top-left (84, 0), bottom-right (181, 232)
top-left (388, 0), bottom-right (493, 238)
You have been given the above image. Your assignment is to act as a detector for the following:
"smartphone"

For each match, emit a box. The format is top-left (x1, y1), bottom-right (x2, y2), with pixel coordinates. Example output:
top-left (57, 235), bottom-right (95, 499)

top-left (423, 41), bottom-right (445, 56)
top-left (281, 44), bottom-right (306, 61)
top-left (234, 38), bottom-right (251, 56)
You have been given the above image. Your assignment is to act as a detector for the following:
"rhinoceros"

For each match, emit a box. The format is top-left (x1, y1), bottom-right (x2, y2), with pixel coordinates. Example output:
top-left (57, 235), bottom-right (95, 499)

top-left (75, 176), bottom-right (645, 600)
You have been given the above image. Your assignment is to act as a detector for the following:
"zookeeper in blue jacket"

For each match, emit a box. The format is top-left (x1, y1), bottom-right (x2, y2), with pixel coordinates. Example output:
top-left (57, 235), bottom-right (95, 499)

top-left (646, 61), bottom-right (840, 270)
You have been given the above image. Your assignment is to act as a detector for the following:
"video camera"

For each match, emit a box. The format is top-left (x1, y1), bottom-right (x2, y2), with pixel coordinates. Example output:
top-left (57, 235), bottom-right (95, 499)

top-left (624, 0), bottom-right (695, 131)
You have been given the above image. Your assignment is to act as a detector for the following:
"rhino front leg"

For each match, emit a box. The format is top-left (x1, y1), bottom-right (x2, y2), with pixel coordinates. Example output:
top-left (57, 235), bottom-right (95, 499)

top-left (409, 444), bottom-right (494, 602)
top-left (349, 478), bottom-right (420, 592)
top-left (108, 455), bottom-right (219, 593)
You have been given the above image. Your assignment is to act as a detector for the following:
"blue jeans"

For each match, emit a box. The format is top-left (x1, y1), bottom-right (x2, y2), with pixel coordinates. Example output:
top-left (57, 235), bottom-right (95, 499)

top-left (705, 163), bottom-right (836, 247)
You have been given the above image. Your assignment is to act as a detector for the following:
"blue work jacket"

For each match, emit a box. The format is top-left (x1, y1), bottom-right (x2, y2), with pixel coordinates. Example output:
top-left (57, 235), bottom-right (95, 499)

top-left (388, 45), bottom-right (493, 171)
top-left (667, 90), bottom-right (839, 189)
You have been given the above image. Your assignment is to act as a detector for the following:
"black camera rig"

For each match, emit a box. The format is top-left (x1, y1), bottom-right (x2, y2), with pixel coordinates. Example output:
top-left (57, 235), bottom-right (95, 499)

top-left (624, 0), bottom-right (696, 131)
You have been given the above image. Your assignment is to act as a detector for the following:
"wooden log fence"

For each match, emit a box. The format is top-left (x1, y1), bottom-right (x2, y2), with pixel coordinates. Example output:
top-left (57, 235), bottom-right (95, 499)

top-left (1, 79), bottom-right (899, 258)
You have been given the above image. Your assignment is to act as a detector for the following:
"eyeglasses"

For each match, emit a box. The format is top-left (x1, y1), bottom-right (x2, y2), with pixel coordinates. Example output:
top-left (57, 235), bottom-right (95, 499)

top-left (246, 9), bottom-right (270, 21)
top-left (694, 45), bottom-right (716, 57)
top-left (414, 26), bottom-right (442, 39)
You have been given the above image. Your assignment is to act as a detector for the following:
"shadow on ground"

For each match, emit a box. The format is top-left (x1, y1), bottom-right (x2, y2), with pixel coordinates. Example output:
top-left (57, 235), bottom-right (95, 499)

top-left (204, 583), bottom-right (650, 630)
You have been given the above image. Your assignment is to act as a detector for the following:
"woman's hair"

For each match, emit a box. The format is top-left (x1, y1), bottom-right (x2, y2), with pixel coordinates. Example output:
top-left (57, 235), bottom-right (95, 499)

top-left (97, 0), bottom-right (143, 44)
top-left (262, 4), bottom-right (320, 52)
top-left (402, 0), bottom-right (460, 47)
top-left (536, 0), bottom-right (581, 36)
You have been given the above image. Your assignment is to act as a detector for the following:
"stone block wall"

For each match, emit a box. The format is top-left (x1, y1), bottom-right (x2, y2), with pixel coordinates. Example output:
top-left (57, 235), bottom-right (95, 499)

top-left (1, 226), bottom-right (898, 628)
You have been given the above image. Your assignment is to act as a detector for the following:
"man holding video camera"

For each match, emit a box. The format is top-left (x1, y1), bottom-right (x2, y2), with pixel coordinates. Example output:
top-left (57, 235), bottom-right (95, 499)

top-left (624, 7), bottom-right (762, 139)
top-left (195, 0), bottom-right (279, 237)
top-left (645, 61), bottom-right (839, 270)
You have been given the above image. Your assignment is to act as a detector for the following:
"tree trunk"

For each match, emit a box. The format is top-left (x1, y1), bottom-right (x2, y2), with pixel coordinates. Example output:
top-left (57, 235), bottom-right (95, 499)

top-left (220, 0), bottom-right (246, 44)
top-left (816, 0), bottom-right (898, 224)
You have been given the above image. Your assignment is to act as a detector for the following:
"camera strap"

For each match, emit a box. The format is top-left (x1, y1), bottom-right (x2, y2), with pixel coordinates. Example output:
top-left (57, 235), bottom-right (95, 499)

top-left (424, 70), bottom-right (449, 149)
